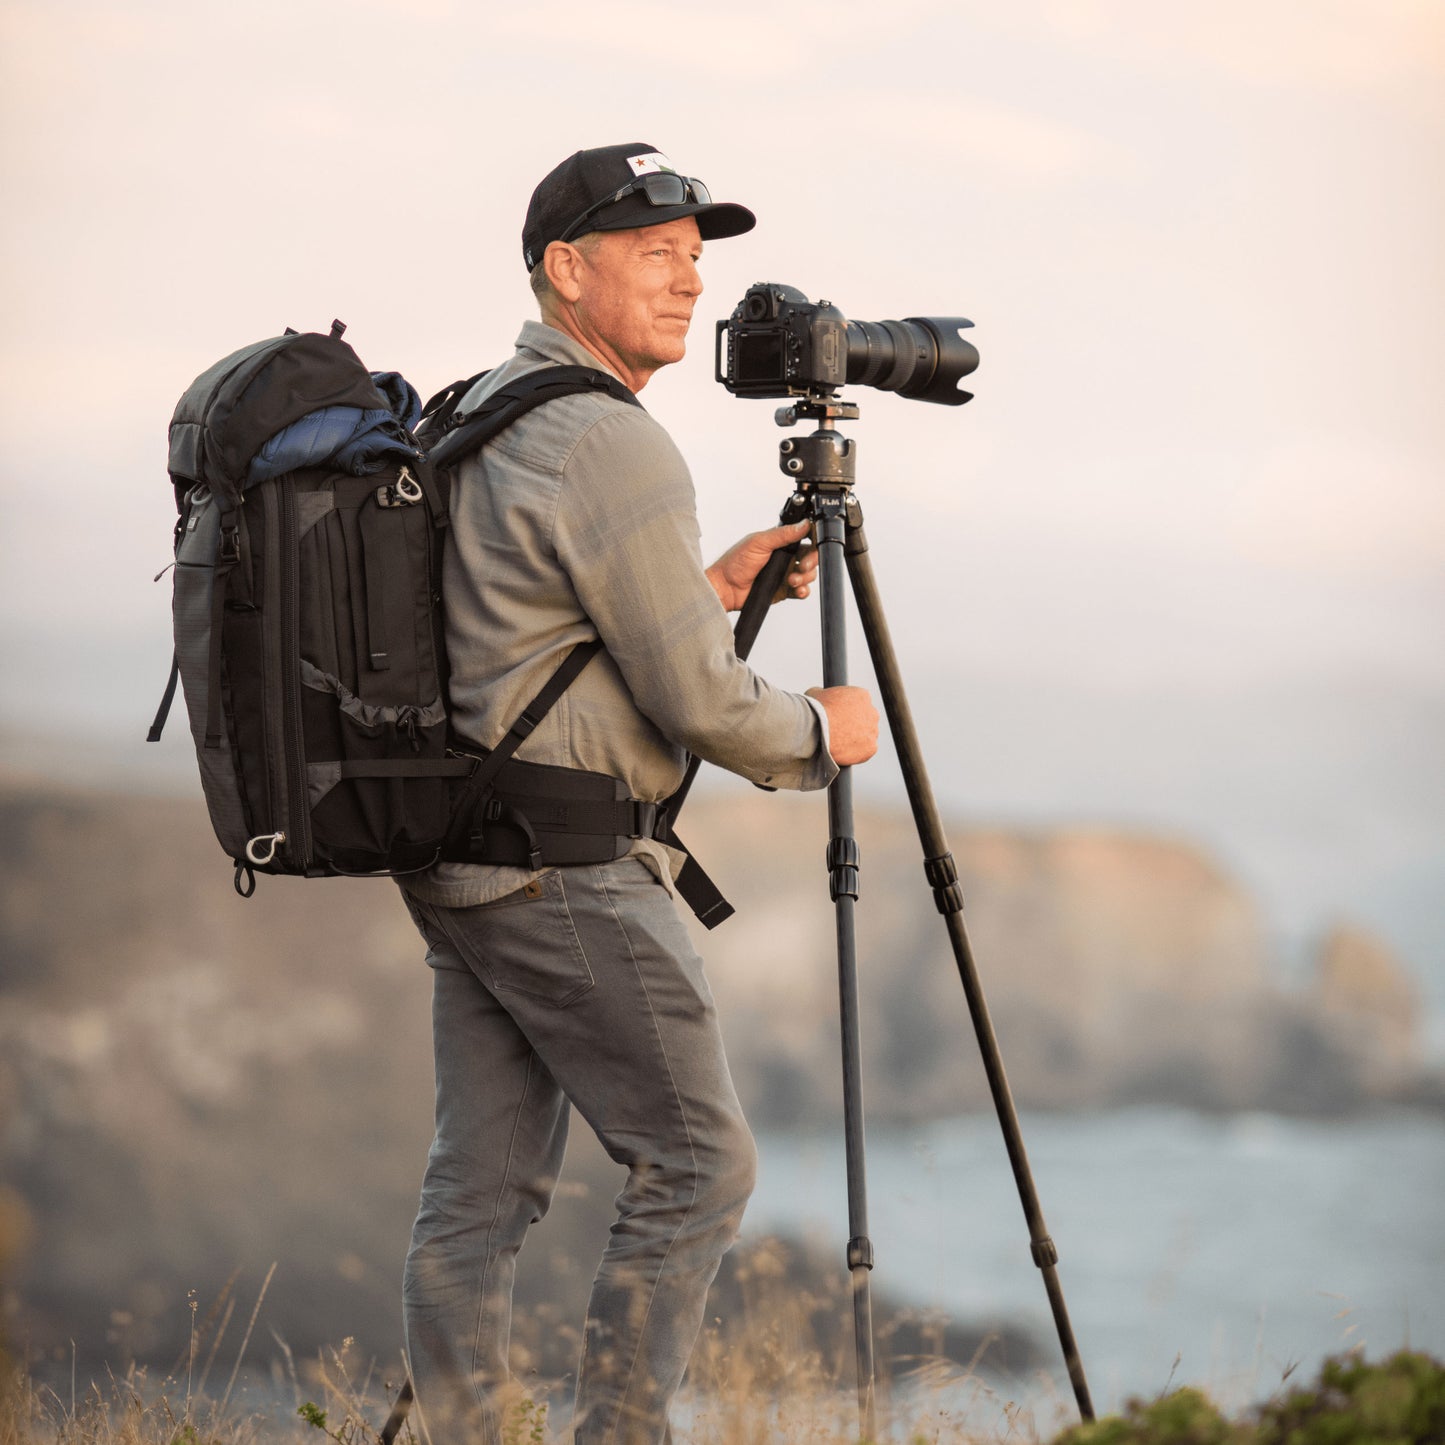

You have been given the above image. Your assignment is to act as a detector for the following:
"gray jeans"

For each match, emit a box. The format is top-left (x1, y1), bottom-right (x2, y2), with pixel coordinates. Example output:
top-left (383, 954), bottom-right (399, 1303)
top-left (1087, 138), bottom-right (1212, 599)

top-left (401, 858), bottom-right (757, 1444)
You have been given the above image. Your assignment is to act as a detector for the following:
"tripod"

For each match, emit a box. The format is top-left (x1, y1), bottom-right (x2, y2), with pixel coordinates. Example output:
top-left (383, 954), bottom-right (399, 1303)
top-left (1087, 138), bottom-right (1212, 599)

top-left (723, 392), bottom-right (1095, 1438)
top-left (378, 391), bottom-right (1095, 1445)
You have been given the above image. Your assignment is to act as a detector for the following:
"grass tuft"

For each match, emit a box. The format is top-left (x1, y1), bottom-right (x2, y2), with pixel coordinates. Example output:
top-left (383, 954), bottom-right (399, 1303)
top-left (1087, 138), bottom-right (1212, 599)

top-left (3, 1272), bottom-right (1442, 1445)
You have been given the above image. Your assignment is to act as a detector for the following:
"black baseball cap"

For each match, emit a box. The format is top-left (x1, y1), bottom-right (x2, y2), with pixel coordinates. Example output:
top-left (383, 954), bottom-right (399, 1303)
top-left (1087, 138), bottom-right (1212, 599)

top-left (522, 143), bottom-right (756, 270)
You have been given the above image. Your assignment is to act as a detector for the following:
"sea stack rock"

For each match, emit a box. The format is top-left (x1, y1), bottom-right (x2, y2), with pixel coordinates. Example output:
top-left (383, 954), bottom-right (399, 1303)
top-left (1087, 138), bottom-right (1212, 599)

top-left (1311, 923), bottom-right (1421, 1097)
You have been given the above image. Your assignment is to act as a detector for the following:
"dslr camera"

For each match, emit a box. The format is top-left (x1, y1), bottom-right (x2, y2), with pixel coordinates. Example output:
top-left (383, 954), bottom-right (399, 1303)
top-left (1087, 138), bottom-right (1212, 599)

top-left (716, 283), bottom-right (978, 406)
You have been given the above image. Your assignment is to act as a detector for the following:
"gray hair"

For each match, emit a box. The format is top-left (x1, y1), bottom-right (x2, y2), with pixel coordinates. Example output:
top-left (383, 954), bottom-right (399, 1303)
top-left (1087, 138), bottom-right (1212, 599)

top-left (530, 231), bottom-right (605, 308)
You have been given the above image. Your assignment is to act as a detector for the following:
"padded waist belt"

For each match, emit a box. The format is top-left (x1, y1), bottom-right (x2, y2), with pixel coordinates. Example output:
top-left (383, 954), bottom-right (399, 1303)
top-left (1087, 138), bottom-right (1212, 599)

top-left (446, 753), bottom-right (651, 869)
top-left (444, 751), bottom-right (733, 928)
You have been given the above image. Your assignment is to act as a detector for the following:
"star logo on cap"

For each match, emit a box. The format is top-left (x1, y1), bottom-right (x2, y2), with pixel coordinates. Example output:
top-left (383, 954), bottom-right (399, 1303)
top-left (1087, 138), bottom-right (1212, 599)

top-left (626, 152), bottom-right (678, 177)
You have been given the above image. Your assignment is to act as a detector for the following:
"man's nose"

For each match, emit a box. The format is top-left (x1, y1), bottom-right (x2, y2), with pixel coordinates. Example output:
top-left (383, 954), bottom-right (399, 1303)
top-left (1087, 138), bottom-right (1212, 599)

top-left (677, 258), bottom-right (703, 296)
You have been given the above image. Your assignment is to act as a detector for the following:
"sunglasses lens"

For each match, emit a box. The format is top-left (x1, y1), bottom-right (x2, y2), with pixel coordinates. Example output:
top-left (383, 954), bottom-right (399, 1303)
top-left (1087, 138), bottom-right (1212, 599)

top-left (561, 172), bottom-right (715, 244)
top-left (641, 173), bottom-right (690, 205)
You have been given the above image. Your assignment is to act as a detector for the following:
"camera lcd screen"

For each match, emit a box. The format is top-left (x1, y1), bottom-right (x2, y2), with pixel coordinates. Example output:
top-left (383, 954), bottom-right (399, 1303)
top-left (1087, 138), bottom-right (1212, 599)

top-left (733, 331), bottom-right (785, 383)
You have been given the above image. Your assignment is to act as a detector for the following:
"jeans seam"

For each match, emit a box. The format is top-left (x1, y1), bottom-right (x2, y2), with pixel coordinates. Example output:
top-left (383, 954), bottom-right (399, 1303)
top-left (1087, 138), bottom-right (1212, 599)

top-left (431, 905), bottom-right (542, 1408)
top-left (593, 863), bottom-right (699, 1445)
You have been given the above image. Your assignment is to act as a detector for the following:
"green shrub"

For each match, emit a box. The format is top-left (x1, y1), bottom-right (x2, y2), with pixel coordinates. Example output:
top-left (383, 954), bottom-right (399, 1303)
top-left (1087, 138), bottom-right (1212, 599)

top-left (1257, 1351), bottom-right (1445, 1445)
top-left (1055, 1385), bottom-right (1247, 1445)
top-left (1053, 1353), bottom-right (1445, 1445)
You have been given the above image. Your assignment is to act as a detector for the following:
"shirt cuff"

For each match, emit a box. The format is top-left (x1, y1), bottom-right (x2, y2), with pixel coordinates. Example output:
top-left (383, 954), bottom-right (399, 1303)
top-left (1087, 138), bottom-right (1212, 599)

top-left (800, 694), bottom-right (841, 791)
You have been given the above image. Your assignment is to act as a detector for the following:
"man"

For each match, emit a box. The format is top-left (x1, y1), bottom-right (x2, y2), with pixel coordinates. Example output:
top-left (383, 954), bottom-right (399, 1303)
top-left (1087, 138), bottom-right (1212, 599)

top-left (399, 143), bottom-right (879, 1444)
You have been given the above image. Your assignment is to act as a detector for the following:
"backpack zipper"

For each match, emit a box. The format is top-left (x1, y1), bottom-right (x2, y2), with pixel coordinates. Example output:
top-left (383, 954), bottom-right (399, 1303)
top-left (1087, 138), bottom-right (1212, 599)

top-left (279, 477), bottom-right (312, 867)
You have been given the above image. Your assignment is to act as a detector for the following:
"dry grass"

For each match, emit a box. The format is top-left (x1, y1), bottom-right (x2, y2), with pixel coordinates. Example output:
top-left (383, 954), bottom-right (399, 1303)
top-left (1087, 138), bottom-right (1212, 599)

top-left (1, 1344), bottom-right (1016, 1445)
top-left (0, 1262), bottom-right (407, 1445)
top-left (0, 1340), bottom-right (421, 1445)
top-left (677, 1237), bottom-right (1046, 1445)
top-left (0, 1249), bottom-right (1034, 1445)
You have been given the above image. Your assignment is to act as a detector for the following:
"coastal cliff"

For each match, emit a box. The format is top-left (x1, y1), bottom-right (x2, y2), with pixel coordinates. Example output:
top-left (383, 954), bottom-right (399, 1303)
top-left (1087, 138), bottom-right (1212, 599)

top-left (685, 790), bottom-right (1426, 1120)
top-left (0, 778), bottom-right (1432, 1367)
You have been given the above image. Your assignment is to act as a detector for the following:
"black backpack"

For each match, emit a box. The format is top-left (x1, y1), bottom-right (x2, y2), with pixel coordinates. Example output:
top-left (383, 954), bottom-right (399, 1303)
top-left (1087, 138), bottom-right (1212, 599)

top-left (148, 323), bottom-right (639, 896)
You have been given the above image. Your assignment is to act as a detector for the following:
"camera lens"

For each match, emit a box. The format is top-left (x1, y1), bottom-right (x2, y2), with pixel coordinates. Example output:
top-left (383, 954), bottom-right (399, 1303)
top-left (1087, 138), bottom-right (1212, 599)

top-left (845, 317), bottom-right (978, 406)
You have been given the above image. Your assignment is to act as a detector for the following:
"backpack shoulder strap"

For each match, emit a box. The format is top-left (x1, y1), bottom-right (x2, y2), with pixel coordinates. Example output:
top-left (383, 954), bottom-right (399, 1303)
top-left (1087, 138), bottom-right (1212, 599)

top-left (441, 637), bottom-right (605, 857)
top-left (426, 363), bottom-right (643, 864)
top-left (416, 369), bottom-right (489, 438)
top-left (424, 365), bottom-right (639, 472)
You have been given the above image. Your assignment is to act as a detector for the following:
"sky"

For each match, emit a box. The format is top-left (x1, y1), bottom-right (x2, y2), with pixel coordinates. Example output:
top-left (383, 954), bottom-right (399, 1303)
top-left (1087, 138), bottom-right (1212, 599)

top-left (1, 0), bottom-right (1442, 1023)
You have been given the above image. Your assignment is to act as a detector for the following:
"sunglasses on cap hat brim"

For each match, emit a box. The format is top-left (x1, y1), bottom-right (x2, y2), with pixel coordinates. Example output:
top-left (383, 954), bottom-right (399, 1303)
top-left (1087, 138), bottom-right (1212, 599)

top-left (559, 172), bottom-right (713, 244)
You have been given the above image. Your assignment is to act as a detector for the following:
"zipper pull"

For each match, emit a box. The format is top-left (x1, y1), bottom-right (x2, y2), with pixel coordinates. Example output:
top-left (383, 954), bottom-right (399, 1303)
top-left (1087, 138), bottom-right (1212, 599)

top-left (245, 832), bottom-right (285, 865)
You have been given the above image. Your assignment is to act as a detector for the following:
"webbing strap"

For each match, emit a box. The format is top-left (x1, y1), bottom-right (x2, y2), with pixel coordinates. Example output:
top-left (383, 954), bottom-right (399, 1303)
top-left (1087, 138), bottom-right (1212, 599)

top-left (418, 370), bottom-right (488, 434)
top-left (358, 503), bottom-right (390, 671)
top-left (146, 652), bottom-right (181, 743)
top-left (204, 511), bottom-right (240, 748)
top-left (442, 639), bottom-right (604, 855)
top-left (335, 757), bottom-right (473, 778)
top-left (425, 366), bottom-right (639, 473)
top-left (658, 823), bottom-right (734, 930)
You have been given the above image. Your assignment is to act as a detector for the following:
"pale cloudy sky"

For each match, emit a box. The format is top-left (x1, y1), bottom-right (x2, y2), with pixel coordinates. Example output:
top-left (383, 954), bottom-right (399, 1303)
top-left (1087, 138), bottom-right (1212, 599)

top-left (2, 1), bottom-right (1442, 1007)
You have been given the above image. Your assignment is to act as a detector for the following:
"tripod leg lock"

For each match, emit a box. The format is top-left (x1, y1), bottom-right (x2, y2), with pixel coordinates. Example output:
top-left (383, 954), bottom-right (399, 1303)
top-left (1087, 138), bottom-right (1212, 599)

top-left (1030, 1235), bottom-right (1060, 1269)
top-left (827, 836), bottom-right (861, 901)
top-left (924, 853), bottom-right (965, 914)
top-left (847, 1235), bottom-right (875, 1271)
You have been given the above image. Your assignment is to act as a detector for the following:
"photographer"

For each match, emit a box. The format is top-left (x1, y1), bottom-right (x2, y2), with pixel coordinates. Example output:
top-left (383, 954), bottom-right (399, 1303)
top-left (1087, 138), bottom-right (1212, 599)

top-left (398, 143), bottom-right (878, 1444)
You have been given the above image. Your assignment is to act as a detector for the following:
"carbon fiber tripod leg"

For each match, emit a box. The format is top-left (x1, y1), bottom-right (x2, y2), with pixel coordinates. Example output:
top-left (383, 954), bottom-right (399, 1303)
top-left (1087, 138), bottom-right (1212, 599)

top-left (841, 512), bottom-right (1095, 1422)
top-left (816, 494), bottom-right (879, 1441)
top-left (378, 1378), bottom-right (413, 1444)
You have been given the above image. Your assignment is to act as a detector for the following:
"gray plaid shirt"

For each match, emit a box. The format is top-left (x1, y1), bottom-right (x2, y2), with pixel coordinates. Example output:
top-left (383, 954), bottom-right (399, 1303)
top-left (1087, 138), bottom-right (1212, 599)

top-left (405, 321), bottom-right (835, 908)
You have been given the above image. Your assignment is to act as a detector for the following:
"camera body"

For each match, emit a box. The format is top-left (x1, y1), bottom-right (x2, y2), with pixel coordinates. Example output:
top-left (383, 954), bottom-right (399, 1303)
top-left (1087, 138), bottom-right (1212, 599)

top-left (715, 282), bottom-right (978, 407)
top-left (715, 284), bottom-right (849, 397)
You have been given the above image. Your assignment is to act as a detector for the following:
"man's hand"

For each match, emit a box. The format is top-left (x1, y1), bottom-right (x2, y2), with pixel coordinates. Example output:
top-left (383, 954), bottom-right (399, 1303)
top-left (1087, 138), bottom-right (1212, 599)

top-left (706, 520), bottom-right (818, 612)
top-left (806, 686), bottom-right (880, 766)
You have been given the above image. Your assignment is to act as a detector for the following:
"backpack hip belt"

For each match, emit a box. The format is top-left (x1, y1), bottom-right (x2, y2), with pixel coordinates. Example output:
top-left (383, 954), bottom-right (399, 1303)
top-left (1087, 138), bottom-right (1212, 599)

top-left (440, 741), bottom-right (729, 925)
top-left (442, 747), bottom-right (664, 871)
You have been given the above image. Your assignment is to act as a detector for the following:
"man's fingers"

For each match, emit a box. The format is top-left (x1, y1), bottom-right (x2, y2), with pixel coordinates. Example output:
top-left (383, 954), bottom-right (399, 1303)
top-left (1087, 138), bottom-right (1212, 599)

top-left (759, 519), bottom-right (812, 549)
top-left (774, 539), bottom-right (818, 601)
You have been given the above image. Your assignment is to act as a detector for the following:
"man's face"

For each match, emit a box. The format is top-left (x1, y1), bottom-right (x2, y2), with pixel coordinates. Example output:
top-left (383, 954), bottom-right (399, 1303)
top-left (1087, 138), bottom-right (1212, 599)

top-left (568, 217), bottom-right (704, 383)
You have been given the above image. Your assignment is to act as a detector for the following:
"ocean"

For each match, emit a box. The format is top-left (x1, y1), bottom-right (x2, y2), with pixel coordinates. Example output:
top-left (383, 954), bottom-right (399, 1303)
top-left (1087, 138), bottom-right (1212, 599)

top-left (746, 1107), bottom-right (1445, 1428)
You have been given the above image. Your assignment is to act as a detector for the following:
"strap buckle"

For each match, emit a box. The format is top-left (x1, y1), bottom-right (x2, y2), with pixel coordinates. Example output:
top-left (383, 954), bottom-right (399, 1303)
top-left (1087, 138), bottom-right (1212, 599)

top-left (484, 798), bottom-right (544, 870)
top-left (629, 800), bottom-right (658, 839)
top-left (508, 708), bottom-right (542, 741)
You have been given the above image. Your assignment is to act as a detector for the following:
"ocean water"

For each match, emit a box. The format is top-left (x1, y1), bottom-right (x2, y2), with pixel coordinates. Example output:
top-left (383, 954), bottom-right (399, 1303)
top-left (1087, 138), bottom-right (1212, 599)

top-left (746, 1108), bottom-right (1445, 1425)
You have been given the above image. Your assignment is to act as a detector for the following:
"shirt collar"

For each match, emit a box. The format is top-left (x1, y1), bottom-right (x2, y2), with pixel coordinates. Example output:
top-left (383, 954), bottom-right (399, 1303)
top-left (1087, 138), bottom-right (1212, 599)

top-left (515, 319), bottom-right (627, 385)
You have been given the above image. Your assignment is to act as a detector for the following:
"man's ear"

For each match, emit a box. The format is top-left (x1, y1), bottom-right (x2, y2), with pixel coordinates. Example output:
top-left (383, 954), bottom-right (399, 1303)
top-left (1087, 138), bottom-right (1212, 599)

top-left (544, 241), bottom-right (585, 305)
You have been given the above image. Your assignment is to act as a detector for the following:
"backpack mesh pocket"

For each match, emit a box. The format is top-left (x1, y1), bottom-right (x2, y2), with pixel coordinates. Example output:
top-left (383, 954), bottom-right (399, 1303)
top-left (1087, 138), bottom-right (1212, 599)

top-left (300, 662), bottom-right (450, 871)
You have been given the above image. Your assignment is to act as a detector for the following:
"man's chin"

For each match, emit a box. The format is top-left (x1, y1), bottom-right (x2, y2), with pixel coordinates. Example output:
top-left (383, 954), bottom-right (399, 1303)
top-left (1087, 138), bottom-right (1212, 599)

top-left (646, 341), bottom-right (688, 370)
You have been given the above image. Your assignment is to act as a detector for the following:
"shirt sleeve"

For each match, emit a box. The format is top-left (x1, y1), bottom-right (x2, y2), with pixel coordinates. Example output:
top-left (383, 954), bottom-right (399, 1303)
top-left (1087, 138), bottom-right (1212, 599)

top-left (551, 405), bottom-right (837, 792)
